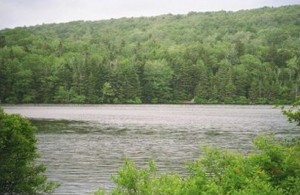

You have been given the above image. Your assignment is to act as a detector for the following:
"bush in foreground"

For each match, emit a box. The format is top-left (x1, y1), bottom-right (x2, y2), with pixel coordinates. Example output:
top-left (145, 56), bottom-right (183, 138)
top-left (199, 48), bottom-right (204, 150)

top-left (0, 108), bottom-right (58, 194)
top-left (282, 96), bottom-right (300, 126)
top-left (96, 135), bottom-right (300, 195)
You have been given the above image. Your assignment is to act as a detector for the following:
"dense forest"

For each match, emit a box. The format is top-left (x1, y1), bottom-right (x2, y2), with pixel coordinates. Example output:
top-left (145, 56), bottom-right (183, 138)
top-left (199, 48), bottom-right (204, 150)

top-left (0, 5), bottom-right (299, 104)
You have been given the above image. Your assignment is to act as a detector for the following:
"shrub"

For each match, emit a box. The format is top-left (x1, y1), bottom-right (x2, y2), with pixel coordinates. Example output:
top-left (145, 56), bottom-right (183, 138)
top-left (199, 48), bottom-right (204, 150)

top-left (97, 135), bottom-right (300, 195)
top-left (282, 96), bottom-right (300, 126)
top-left (0, 108), bottom-right (58, 194)
top-left (235, 96), bottom-right (249, 105)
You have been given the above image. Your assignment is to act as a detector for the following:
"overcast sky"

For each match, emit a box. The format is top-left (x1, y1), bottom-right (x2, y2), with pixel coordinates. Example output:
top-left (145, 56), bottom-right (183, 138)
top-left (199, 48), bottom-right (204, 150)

top-left (0, 0), bottom-right (299, 29)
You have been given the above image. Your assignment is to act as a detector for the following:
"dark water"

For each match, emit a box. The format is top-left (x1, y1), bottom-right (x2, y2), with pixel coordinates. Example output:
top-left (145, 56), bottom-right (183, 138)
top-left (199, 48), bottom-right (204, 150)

top-left (3, 105), bottom-right (299, 195)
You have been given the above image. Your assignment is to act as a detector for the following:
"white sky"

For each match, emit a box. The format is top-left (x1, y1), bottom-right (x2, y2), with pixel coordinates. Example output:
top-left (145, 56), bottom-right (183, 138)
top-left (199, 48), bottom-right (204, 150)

top-left (0, 0), bottom-right (299, 29)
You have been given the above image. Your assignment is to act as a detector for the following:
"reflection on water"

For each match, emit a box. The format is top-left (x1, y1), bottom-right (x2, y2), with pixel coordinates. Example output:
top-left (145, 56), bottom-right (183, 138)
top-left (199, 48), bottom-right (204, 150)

top-left (3, 105), bottom-right (300, 195)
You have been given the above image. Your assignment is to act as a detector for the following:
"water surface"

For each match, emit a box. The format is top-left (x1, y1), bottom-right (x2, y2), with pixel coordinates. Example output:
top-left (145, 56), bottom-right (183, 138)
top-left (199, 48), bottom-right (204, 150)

top-left (3, 105), bottom-right (299, 194)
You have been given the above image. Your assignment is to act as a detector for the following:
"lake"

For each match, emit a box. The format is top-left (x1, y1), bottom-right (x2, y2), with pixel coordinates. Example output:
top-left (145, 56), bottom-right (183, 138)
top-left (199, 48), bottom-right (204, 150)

top-left (2, 104), bottom-right (299, 194)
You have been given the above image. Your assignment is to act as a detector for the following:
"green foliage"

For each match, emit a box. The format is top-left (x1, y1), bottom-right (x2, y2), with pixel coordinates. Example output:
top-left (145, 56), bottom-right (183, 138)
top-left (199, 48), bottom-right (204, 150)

top-left (282, 96), bottom-right (300, 126)
top-left (98, 160), bottom-right (183, 195)
top-left (0, 5), bottom-right (300, 104)
top-left (235, 96), bottom-right (249, 105)
top-left (98, 135), bottom-right (300, 195)
top-left (143, 60), bottom-right (173, 103)
top-left (0, 108), bottom-right (58, 194)
top-left (102, 82), bottom-right (115, 103)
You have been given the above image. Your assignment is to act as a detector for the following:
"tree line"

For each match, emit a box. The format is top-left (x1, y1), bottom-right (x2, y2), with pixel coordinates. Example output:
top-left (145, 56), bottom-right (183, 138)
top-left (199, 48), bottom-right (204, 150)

top-left (0, 5), bottom-right (299, 104)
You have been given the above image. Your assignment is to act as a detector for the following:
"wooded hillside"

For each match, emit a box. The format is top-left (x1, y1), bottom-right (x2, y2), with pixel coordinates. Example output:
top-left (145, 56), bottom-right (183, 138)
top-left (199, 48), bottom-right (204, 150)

top-left (0, 5), bottom-right (299, 104)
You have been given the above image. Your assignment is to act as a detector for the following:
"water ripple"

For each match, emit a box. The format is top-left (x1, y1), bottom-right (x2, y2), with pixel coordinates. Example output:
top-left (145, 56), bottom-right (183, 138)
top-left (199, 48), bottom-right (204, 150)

top-left (3, 105), bottom-right (300, 194)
